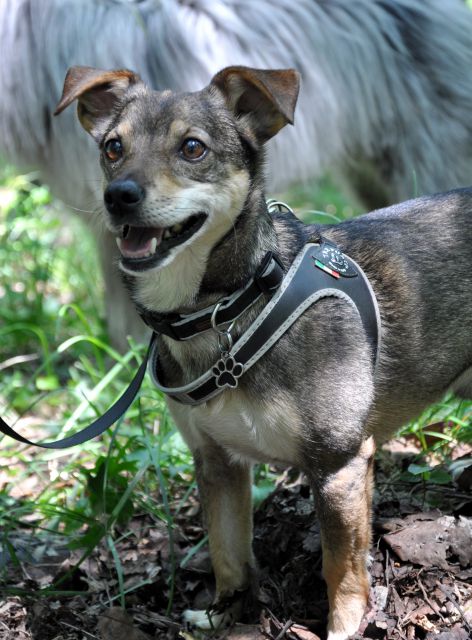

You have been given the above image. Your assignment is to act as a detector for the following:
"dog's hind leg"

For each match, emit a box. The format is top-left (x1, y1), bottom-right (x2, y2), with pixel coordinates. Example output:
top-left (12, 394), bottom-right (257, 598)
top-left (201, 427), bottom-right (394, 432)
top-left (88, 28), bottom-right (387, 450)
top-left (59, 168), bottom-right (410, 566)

top-left (311, 436), bottom-right (375, 640)
top-left (184, 442), bottom-right (255, 630)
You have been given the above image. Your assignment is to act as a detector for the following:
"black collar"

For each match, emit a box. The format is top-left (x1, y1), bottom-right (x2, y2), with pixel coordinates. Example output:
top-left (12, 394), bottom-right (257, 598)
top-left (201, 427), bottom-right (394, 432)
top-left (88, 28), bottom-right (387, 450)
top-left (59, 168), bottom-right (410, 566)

top-left (137, 251), bottom-right (285, 340)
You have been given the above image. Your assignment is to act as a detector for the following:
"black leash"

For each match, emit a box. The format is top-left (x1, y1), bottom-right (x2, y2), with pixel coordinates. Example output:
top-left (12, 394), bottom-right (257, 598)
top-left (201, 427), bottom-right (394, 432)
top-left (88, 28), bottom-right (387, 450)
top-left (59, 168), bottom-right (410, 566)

top-left (0, 334), bottom-right (156, 449)
top-left (0, 253), bottom-right (284, 449)
top-left (0, 238), bottom-right (381, 447)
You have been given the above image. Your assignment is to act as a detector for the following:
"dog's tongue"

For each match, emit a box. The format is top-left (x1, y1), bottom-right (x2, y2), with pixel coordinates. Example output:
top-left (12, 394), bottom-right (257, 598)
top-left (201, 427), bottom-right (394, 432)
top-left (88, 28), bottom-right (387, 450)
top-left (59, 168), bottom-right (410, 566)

top-left (119, 226), bottom-right (163, 259)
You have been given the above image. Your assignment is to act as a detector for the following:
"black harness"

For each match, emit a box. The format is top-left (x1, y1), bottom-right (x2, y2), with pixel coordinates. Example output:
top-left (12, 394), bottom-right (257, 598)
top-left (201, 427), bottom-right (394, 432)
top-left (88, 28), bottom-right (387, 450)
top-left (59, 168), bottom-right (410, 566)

top-left (149, 239), bottom-right (380, 405)
top-left (0, 238), bottom-right (380, 447)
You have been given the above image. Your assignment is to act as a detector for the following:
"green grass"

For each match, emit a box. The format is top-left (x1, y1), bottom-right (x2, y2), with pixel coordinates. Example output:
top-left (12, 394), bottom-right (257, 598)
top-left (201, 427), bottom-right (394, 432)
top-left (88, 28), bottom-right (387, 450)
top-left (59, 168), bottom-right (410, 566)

top-left (0, 167), bottom-right (196, 606)
top-left (0, 166), bottom-right (470, 606)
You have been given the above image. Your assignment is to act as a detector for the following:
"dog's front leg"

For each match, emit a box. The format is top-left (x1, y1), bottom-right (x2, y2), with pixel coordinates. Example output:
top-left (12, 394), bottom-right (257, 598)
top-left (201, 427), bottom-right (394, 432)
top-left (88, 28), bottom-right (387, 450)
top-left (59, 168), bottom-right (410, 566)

top-left (312, 436), bottom-right (375, 640)
top-left (184, 442), bottom-right (255, 630)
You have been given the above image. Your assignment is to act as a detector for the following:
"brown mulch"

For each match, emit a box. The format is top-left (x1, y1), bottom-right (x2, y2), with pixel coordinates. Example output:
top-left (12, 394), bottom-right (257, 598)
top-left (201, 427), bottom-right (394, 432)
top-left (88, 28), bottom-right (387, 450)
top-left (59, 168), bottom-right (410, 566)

top-left (1, 444), bottom-right (472, 640)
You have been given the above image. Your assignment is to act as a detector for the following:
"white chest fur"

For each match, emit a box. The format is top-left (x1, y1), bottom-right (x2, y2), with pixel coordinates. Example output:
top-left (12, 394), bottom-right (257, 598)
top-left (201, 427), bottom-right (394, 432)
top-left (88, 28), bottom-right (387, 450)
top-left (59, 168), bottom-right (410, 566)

top-left (169, 387), bottom-right (302, 465)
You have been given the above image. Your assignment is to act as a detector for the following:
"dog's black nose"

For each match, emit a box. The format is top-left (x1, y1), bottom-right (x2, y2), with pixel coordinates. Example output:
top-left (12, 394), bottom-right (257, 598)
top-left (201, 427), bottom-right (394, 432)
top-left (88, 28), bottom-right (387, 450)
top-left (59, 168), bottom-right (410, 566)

top-left (104, 179), bottom-right (144, 215)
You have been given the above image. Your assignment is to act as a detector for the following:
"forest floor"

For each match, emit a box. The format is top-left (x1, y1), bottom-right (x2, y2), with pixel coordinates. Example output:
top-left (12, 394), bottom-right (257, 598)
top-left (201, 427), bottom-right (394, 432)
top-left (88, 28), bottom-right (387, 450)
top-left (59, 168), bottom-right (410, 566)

top-left (1, 437), bottom-right (471, 640)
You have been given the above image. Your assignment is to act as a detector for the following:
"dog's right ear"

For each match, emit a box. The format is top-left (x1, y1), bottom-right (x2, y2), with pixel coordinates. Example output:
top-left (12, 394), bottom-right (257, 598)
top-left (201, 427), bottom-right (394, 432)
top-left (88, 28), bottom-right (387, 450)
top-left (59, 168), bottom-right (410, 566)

top-left (54, 66), bottom-right (141, 140)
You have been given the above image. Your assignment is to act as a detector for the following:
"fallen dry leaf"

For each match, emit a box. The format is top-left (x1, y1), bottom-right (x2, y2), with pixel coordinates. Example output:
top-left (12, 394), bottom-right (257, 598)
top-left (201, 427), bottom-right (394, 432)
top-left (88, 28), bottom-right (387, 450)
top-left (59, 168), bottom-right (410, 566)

top-left (225, 623), bottom-right (266, 639)
top-left (383, 515), bottom-right (472, 569)
top-left (97, 607), bottom-right (152, 640)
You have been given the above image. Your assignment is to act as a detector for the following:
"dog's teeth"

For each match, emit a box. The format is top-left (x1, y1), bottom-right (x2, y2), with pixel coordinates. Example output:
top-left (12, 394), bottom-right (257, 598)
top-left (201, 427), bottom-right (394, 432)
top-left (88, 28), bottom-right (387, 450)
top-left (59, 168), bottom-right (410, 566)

top-left (115, 237), bottom-right (123, 251)
top-left (150, 237), bottom-right (158, 254)
top-left (162, 222), bottom-right (186, 240)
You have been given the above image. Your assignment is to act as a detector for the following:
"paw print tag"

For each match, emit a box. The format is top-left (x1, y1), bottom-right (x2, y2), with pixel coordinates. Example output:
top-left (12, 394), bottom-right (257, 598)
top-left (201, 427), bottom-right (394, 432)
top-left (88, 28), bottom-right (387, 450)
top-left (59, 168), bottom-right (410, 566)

top-left (212, 356), bottom-right (244, 389)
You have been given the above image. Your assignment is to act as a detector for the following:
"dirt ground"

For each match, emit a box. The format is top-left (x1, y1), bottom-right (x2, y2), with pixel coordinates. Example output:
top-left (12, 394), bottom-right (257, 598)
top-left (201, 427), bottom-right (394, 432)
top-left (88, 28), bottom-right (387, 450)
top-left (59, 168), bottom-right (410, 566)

top-left (1, 439), bottom-right (471, 640)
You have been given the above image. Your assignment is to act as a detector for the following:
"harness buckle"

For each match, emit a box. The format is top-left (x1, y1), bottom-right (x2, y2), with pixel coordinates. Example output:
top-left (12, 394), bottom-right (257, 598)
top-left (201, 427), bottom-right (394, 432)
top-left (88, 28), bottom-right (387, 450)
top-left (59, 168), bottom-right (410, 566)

top-left (139, 310), bottom-right (181, 339)
top-left (255, 251), bottom-right (285, 295)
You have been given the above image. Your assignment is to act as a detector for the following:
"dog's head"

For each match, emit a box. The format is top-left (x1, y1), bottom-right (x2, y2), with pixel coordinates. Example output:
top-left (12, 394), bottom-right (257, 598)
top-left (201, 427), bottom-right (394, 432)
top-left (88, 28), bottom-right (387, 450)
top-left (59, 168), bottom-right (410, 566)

top-left (55, 67), bottom-right (299, 309)
top-left (54, 66), bottom-right (299, 278)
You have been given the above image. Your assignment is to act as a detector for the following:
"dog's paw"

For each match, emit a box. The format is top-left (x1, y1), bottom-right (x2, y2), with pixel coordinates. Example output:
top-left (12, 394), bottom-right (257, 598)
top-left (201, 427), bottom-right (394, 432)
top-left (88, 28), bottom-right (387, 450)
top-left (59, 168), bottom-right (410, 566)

top-left (327, 594), bottom-right (366, 640)
top-left (183, 607), bottom-right (235, 631)
top-left (327, 621), bottom-right (361, 640)
top-left (183, 592), bottom-right (245, 632)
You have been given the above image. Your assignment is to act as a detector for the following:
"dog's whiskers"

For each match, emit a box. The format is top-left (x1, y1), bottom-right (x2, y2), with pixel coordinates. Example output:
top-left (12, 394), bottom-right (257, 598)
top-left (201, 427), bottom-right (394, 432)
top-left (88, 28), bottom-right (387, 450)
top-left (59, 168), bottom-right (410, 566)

top-left (66, 204), bottom-right (97, 215)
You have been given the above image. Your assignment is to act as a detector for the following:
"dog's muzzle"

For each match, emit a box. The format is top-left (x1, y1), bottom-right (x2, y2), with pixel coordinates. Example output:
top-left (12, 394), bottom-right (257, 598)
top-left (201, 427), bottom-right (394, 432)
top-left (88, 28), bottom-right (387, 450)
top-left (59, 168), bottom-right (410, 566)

top-left (103, 178), bottom-right (208, 271)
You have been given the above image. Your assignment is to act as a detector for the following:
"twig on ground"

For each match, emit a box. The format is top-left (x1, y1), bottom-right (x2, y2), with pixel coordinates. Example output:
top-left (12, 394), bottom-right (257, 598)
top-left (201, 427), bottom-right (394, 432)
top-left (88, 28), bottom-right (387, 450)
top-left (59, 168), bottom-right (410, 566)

top-left (60, 620), bottom-right (99, 639)
top-left (438, 583), bottom-right (472, 634)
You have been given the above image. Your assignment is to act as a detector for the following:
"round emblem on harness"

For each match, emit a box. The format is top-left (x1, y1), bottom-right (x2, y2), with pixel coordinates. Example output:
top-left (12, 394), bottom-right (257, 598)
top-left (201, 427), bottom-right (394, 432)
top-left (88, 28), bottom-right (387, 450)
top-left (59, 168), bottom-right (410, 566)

top-left (321, 245), bottom-right (350, 275)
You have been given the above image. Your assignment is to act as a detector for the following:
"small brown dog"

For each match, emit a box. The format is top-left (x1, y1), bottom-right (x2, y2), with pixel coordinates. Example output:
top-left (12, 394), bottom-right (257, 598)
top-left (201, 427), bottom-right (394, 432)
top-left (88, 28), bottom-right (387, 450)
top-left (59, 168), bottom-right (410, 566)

top-left (55, 65), bottom-right (472, 639)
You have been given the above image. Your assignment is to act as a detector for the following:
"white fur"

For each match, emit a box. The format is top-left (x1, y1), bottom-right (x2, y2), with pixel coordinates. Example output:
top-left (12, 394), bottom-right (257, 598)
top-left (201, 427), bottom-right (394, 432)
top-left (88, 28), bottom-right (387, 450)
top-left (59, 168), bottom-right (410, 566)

top-left (131, 171), bottom-right (249, 312)
top-left (183, 607), bottom-right (235, 631)
top-left (169, 388), bottom-right (302, 466)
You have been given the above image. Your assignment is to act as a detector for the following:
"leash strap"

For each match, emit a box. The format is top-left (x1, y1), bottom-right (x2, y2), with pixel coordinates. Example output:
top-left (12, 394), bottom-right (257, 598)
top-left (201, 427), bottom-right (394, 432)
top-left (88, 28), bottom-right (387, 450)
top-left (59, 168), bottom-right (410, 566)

top-left (138, 252), bottom-right (285, 340)
top-left (149, 241), bottom-right (381, 406)
top-left (0, 240), bottom-right (381, 444)
top-left (0, 253), bottom-right (283, 448)
top-left (0, 335), bottom-right (156, 449)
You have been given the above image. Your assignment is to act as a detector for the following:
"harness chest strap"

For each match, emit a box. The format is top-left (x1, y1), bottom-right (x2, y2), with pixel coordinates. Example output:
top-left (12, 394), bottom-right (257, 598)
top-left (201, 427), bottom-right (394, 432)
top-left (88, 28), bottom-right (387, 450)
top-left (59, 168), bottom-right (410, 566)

top-left (149, 242), bottom-right (381, 406)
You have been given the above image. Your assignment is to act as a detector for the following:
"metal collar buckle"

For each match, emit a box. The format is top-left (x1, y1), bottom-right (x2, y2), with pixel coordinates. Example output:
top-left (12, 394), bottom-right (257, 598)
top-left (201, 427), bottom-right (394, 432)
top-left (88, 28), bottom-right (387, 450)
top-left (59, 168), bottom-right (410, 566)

top-left (211, 300), bottom-right (236, 355)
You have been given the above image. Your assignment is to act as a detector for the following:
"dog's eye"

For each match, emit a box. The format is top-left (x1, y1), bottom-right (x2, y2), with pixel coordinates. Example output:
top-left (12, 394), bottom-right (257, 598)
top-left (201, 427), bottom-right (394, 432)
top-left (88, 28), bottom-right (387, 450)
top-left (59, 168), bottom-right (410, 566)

top-left (104, 138), bottom-right (123, 162)
top-left (180, 138), bottom-right (207, 161)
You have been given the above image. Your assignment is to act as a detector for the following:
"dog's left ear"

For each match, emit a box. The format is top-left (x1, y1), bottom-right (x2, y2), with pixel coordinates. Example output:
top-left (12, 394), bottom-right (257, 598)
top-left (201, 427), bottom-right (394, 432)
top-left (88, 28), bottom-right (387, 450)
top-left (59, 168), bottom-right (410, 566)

top-left (54, 66), bottom-right (141, 140)
top-left (211, 66), bottom-right (300, 144)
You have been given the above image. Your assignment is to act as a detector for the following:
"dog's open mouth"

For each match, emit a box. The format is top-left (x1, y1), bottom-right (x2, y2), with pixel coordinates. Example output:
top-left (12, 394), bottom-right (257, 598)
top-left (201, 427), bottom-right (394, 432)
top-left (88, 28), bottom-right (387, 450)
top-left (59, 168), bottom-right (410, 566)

top-left (115, 213), bottom-right (207, 271)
